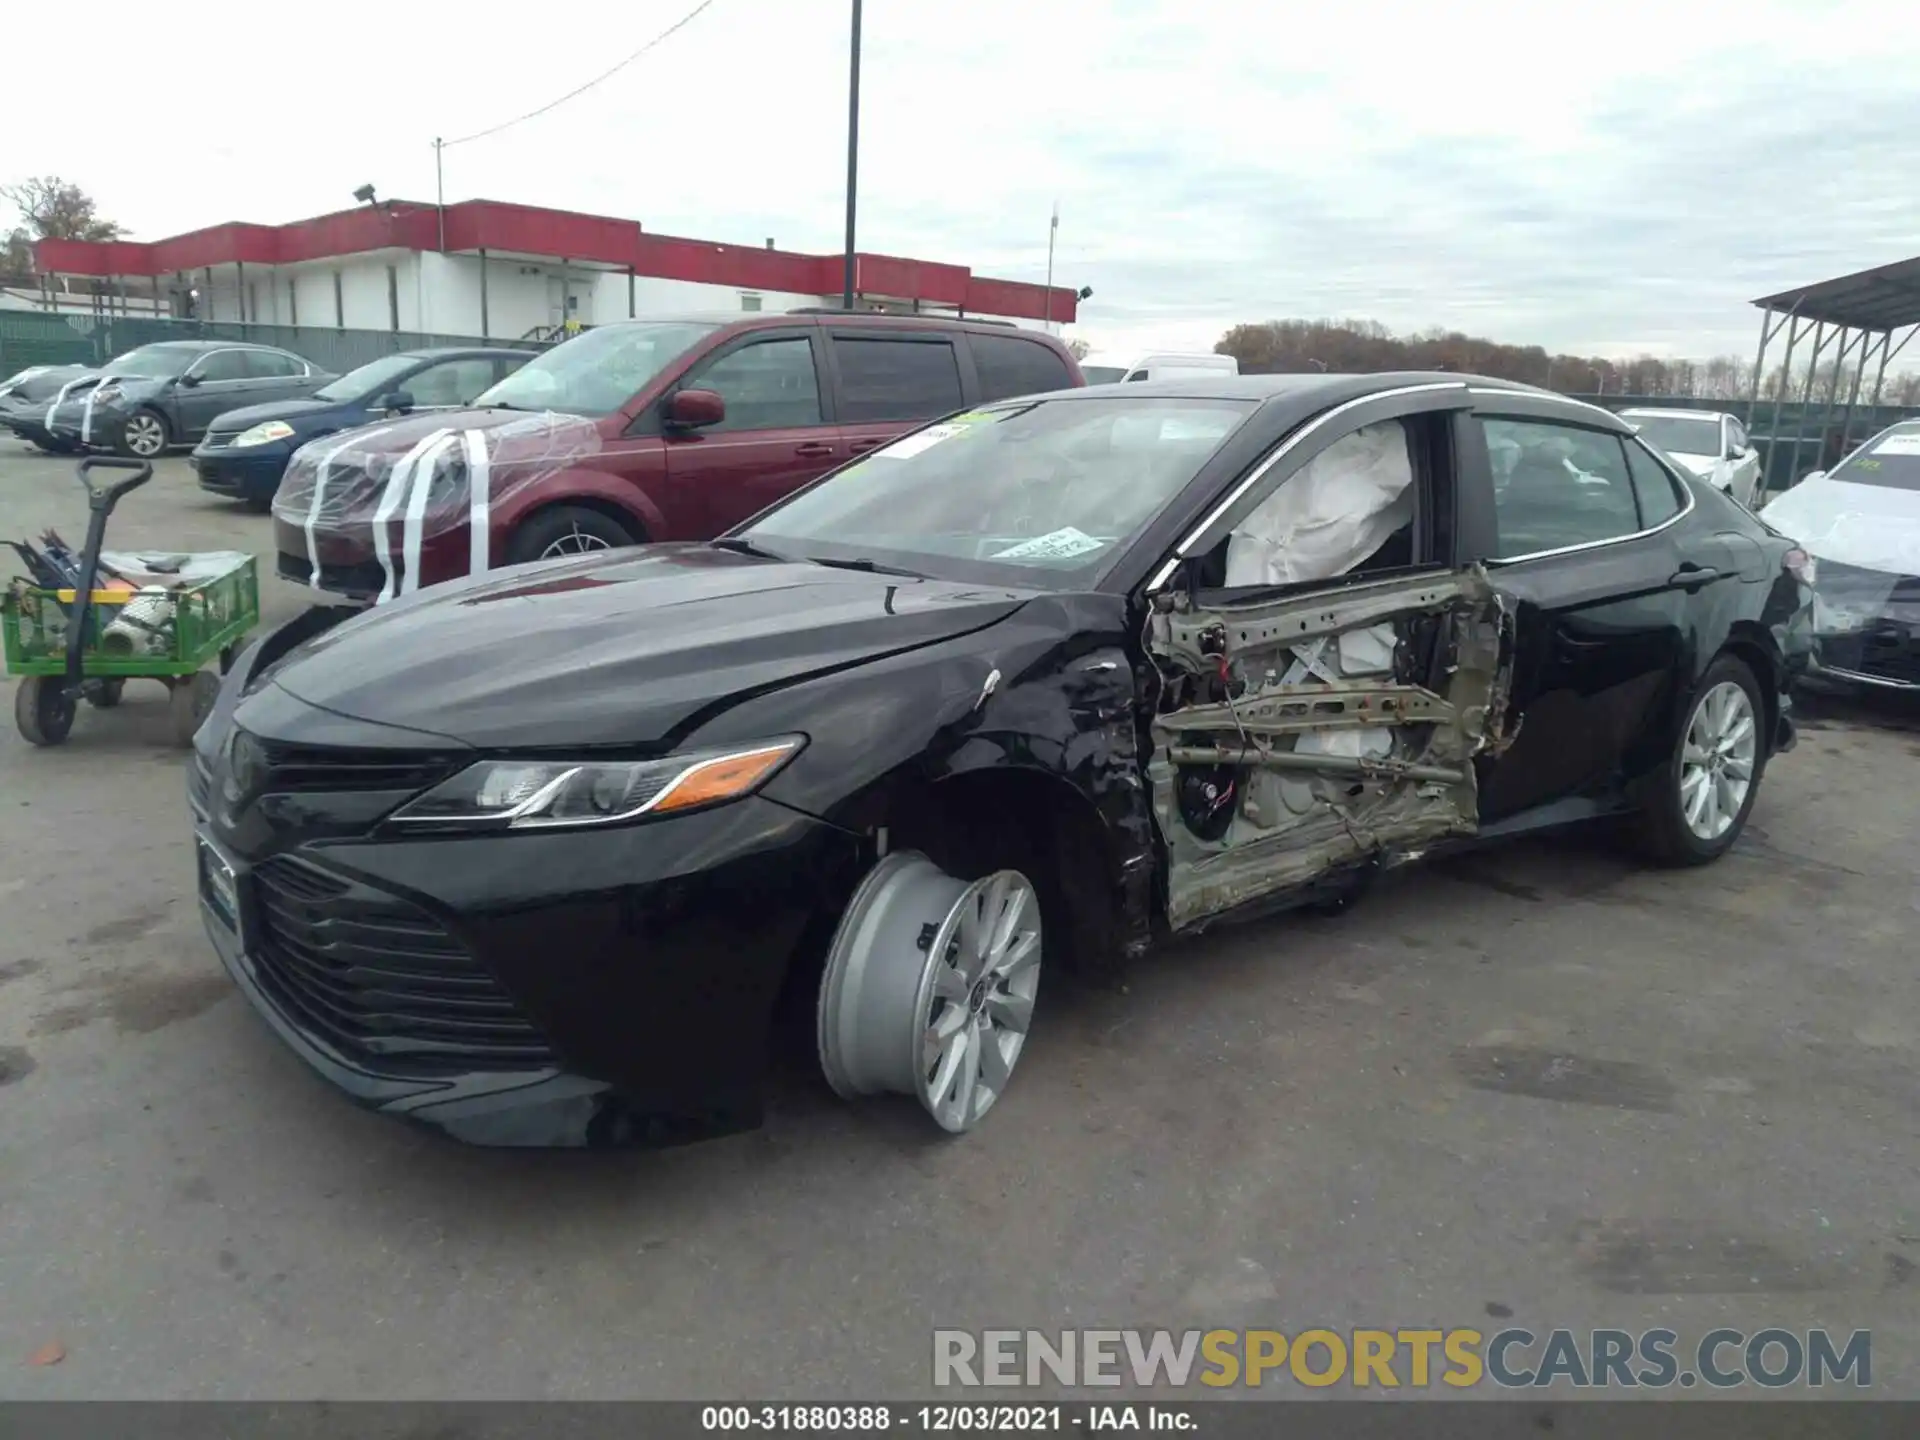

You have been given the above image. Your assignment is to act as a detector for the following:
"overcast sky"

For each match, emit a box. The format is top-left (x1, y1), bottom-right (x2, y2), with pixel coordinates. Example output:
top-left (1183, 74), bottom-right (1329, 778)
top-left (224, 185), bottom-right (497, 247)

top-left (11, 0), bottom-right (1917, 359)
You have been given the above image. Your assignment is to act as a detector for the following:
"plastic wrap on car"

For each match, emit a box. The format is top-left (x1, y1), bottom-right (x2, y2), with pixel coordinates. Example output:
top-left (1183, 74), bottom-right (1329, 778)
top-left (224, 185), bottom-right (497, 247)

top-left (270, 410), bottom-right (603, 602)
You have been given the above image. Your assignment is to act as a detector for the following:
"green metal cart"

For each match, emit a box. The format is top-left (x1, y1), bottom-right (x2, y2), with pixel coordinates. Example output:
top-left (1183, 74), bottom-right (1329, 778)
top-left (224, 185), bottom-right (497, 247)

top-left (4, 458), bottom-right (260, 747)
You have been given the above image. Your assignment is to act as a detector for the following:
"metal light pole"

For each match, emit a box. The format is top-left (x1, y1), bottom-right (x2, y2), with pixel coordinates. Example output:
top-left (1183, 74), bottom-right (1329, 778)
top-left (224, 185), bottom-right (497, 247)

top-left (1043, 201), bottom-right (1058, 331)
top-left (841, 0), bottom-right (862, 310)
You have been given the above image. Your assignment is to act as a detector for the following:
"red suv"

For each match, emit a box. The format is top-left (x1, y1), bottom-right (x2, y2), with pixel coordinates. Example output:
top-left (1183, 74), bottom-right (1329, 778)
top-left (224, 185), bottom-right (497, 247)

top-left (271, 311), bottom-right (1084, 602)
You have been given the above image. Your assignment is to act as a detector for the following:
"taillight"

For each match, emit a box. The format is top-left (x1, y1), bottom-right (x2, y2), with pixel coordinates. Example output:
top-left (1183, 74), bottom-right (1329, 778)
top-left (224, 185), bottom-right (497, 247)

top-left (1783, 547), bottom-right (1817, 586)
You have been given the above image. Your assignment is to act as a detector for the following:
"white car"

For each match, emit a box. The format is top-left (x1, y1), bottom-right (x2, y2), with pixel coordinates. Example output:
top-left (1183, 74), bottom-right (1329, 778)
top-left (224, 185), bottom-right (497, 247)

top-left (1078, 350), bottom-right (1239, 385)
top-left (1618, 408), bottom-right (1763, 507)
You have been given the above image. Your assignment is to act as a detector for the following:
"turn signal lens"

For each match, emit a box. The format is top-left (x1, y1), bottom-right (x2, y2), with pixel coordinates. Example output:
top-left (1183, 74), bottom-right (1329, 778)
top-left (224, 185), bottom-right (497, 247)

top-left (1783, 548), bottom-right (1816, 586)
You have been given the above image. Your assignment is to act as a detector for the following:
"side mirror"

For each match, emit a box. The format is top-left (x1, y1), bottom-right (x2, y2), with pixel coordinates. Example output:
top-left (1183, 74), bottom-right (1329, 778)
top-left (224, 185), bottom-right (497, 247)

top-left (381, 390), bottom-right (415, 415)
top-left (665, 388), bottom-right (726, 430)
top-left (177, 372), bottom-right (202, 388)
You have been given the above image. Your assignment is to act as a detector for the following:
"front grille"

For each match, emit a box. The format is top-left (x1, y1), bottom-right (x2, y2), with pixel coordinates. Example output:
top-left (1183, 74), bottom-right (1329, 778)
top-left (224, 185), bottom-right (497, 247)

top-left (203, 430), bottom-right (240, 449)
top-left (276, 550), bottom-right (386, 599)
top-left (188, 751), bottom-right (213, 813)
top-left (254, 738), bottom-right (460, 795)
top-left (248, 855), bottom-right (556, 1073)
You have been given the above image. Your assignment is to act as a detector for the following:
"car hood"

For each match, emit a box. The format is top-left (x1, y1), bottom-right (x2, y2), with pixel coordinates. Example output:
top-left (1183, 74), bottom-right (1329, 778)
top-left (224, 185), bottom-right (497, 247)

top-left (255, 543), bottom-right (1037, 748)
top-left (1760, 476), bottom-right (1920, 576)
top-left (212, 397), bottom-right (359, 432)
top-left (0, 366), bottom-right (97, 402)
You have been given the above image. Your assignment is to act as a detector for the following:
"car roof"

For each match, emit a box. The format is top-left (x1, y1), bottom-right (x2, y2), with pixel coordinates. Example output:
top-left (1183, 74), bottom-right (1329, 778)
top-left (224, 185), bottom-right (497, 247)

top-left (392, 346), bottom-right (534, 360)
top-left (1619, 407), bottom-right (1728, 419)
top-left (590, 312), bottom-right (1069, 342)
top-left (122, 339), bottom-right (303, 356)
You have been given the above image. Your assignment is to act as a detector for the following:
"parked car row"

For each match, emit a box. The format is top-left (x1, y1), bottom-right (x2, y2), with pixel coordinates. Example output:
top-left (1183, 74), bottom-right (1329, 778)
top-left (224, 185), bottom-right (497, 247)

top-left (189, 370), bottom-right (1815, 1148)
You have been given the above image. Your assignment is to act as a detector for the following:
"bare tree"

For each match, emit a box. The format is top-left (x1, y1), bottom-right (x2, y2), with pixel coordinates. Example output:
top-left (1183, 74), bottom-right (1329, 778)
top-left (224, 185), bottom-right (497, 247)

top-left (2, 176), bottom-right (124, 284)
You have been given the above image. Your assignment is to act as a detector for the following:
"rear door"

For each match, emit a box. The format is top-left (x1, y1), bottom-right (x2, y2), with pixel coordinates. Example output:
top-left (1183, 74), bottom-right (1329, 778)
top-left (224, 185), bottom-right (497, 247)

top-left (661, 327), bottom-right (838, 534)
top-left (246, 349), bottom-right (320, 402)
top-left (1462, 395), bottom-right (1705, 826)
top-left (1139, 385), bottom-right (1515, 932)
top-left (823, 328), bottom-right (969, 459)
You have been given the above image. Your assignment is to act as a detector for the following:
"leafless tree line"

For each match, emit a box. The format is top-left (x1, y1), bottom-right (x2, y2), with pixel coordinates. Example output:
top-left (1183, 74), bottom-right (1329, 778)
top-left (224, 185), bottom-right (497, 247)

top-left (1214, 318), bottom-right (1920, 406)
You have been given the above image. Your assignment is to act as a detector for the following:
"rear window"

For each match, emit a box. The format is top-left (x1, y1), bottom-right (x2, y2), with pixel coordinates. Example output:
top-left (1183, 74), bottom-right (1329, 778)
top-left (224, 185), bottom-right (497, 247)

top-left (1832, 428), bottom-right (1920, 490)
top-left (833, 336), bottom-right (964, 422)
top-left (970, 333), bottom-right (1075, 402)
top-left (1081, 366), bottom-right (1128, 384)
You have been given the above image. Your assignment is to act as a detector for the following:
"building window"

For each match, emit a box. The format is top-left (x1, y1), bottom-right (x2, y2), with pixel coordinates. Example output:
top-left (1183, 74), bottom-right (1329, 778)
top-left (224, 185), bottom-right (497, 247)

top-left (288, 278), bottom-right (298, 326)
top-left (739, 292), bottom-right (763, 312)
top-left (387, 265), bottom-right (400, 332)
top-left (247, 281), bottom-right (258, 326)
top-left (333, 271), bottom-right (344, 329)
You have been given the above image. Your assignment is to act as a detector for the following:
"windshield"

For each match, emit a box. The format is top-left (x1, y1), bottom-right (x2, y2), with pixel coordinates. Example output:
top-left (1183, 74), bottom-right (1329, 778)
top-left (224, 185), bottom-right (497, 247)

top-left (473, 322), bottom-right (719, 415)
top-left (1629, 414), bottom-right (1721, 457)
top-left (313, 354), bottom-right (421, 403)
top-left (103, 345), bottom-right (199, 380)
top-left (741, 396), bottom-right (1256, 587)
top-left (1830, 426), bottom-right (1920, 491)
top-left (1081, 366), bottom-right (1129, 385)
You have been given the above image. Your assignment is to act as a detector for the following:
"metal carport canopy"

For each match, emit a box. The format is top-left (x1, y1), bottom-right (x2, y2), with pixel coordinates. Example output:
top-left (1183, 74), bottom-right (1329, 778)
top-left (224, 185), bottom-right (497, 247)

top-left (1744, 255), bottom-right (1920, 492)
top-left (1751, 254), bottom-right (1920, 331)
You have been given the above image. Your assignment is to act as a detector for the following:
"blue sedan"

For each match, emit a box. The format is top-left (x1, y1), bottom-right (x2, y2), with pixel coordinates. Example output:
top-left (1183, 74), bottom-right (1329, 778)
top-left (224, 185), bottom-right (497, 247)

top-left (191, 347), bottom-right (532, 509)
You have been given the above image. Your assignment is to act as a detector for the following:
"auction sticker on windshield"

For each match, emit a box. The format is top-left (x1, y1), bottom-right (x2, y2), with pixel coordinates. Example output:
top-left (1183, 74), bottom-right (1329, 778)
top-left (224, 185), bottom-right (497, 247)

top-left (992, 527), bottom-right (1107, 560)
top-left (1870, 433), bottom-right (1920, 456)
top-left (873, 413), bottom-right (996, 461)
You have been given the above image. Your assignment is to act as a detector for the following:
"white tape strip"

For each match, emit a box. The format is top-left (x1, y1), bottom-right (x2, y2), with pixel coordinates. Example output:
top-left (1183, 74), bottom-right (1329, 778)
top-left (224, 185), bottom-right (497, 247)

top-left (372, 428), bottom-right (453, 603)
top-left (45, 378), bottom-right (80, 429)
top-left (463, 429), bottom-right (492, 577)
top-left (303, 428), bottom-right (389, 595)
top-left (80, 386), bottom-right (97, 444)
top-left (399, 432), bottom-right (458, 598)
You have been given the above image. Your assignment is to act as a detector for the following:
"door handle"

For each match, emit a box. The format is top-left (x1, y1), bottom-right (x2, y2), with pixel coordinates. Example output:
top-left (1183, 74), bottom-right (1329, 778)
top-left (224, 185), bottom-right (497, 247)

top-left (1668, 564), bottom-right (1721, 592)
top-left (848, 439), bottom-right (881, 454)
top-left (794, 442), bottom-right (835, 457)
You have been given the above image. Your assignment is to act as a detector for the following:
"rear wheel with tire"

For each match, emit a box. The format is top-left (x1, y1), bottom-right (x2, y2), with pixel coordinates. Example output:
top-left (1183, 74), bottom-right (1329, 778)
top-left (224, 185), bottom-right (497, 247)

top-left (1637, 654), bottom-right (1767, 866)
top-left (504, 506), bottom-right (639, 565)
top-left (168, 670), bottom-right (220, 746)
top-left (116, 408), bottom-right (171, 459)
top-left (15, 677), bottom-right (76, 746)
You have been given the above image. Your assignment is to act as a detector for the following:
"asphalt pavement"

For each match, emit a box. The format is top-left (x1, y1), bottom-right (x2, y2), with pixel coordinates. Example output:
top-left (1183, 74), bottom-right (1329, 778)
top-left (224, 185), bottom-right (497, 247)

top-left (1, 442), bottom-right (1916, 1400)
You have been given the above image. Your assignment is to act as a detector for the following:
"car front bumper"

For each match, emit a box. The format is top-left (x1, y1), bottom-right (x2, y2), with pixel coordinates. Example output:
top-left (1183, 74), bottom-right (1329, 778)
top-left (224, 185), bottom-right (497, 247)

top-left (1805, 626), bottom-right (1920, 691)
top-left (272, 512), bottom-right (472, 602)
top-left (190, 720), bottom-right (862, 1147)
top-left (193, 443), bottom-right (292, 501)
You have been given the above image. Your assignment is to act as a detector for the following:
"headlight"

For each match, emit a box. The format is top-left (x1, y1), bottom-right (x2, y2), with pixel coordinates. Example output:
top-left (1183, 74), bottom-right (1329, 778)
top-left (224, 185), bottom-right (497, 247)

top-left (90, 383), bottom-right (122, 405)
top-left (390, 736), bottom-right (805, 830)
top-left (234, 420), bottom-right (296, 447)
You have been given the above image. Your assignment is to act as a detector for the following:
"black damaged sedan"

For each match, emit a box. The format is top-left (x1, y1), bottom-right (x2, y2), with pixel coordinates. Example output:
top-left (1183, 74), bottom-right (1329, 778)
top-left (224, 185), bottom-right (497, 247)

top-left (189, 374), bottom-right (1814, 1146)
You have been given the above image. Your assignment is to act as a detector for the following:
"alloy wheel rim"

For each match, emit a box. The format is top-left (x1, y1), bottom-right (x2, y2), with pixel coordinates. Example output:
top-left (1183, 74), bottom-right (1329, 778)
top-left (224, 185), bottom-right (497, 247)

top-left (539, 527), bottom-right (611, 559)
top-left (1679, 680), bottom-right (1756, 841)
top-left (816, 852), bottom-right (1043, 1134)
top-left (911, 870), bottom-right (1042, 1133)
top-left (125, 415), bottom-right (164, 455)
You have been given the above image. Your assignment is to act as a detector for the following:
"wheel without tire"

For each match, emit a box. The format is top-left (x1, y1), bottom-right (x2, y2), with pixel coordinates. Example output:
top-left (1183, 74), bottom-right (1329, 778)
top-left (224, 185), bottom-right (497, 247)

top-left (818, 851), bottom-right (1043, 1135)
top-left (86, 678), bottom-right (124, 709)
top-left (1637, 654), bottom-right (1766, 867)
top-left (168, 670), bottom-right (220, 745)
top-left (505, 506), bottom-right (639, 565)
top-left (15, 677), bottom-right (76, 746)
top-left (116, 408), bottom-right (172, 459)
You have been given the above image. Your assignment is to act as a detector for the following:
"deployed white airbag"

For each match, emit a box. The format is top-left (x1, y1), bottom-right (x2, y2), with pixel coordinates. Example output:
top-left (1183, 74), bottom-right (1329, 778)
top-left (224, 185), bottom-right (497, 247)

top-left (1225, 421), bottom-right (1414, 586)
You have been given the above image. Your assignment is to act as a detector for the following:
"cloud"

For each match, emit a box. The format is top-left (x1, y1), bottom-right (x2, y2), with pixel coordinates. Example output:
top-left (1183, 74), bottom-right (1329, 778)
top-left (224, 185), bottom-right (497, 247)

top-left (8, 0), bottom-right (1917, 363)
